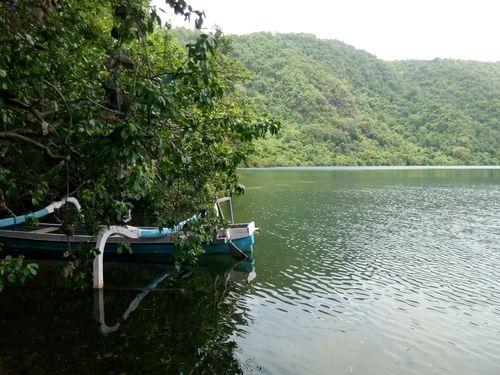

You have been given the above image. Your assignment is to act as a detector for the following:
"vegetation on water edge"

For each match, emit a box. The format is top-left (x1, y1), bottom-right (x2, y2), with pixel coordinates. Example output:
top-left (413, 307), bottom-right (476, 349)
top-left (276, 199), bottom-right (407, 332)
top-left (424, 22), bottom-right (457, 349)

top-left (0, 1), bottom-right (278, 288)
top-left (1, 2), bottom-right (498, 288)
top-left (200, 32), bottom-right (499, 166)
top-left (0, 254), bottom-right (39, 292)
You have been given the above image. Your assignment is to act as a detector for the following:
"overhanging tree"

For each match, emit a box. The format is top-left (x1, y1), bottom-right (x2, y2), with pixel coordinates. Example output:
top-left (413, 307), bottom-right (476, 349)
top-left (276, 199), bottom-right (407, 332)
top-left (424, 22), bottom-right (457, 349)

top-left (0, 0), bottom-right (279, 284)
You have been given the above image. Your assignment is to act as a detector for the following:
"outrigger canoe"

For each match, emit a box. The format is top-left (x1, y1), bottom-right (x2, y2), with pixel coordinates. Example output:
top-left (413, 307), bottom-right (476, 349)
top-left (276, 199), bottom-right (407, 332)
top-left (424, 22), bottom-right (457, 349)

top-left (0, 222), bottom-right (255, 263)
top-left (0, 197), bottom-right (256, 282)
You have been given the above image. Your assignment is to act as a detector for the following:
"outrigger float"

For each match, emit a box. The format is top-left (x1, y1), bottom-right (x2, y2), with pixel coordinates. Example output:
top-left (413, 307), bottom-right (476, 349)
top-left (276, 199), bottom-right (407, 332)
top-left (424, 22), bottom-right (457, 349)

top-left (0, 196), bottom-right (256, 289)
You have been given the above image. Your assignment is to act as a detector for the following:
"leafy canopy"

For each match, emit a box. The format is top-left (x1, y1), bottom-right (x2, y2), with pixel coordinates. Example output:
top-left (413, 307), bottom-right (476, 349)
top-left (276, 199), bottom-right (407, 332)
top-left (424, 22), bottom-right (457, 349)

top-left (0, 1), bottom-right (279, 278)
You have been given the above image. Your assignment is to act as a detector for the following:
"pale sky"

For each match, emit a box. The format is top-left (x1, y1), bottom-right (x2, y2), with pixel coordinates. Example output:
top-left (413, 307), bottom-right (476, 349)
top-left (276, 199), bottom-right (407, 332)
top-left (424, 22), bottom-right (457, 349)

top-left (153, 0), bottom-right (499, 61)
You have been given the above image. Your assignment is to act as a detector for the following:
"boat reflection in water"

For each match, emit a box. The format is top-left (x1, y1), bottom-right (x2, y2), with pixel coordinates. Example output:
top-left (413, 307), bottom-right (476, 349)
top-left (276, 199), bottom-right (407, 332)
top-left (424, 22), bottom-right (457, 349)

top-left (94, 254), bottom-right (256, 336)
top-left (0, 253), bottom-right (255, 374)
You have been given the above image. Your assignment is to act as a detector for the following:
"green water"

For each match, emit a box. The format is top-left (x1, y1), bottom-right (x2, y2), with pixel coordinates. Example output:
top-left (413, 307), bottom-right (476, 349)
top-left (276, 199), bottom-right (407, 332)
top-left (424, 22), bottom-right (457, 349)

top-left (1, 167), bottom-right (500, 374)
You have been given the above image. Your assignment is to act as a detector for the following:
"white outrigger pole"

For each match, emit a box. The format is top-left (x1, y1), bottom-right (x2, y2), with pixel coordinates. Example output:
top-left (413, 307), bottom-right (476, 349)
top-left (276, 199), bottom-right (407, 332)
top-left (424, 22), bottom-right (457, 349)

top-left (93, 226), bottom-right (141, 289)
top-left (93, 215), bottom-right (198, 289)
top-left (92, 197), bottom-right (246, 289)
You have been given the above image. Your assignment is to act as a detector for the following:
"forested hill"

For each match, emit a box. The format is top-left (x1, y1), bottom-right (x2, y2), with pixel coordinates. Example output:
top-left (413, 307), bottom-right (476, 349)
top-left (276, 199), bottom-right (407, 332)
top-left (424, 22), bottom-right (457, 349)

top-left (230, 33), bottom-right (499, 166)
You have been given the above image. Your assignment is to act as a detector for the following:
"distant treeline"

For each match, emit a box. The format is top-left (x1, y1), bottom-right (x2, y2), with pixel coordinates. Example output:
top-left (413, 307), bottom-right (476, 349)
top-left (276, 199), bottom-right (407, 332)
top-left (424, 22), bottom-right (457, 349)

top-left (176, 30), bottom-right (500, 166)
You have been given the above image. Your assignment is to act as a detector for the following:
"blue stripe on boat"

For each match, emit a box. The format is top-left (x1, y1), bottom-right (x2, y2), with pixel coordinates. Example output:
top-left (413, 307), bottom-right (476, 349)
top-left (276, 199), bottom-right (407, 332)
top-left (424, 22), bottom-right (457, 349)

top-left (138, 215), bottom-right (199, 238)
top-left (0, 208), bottom-right (50, 228)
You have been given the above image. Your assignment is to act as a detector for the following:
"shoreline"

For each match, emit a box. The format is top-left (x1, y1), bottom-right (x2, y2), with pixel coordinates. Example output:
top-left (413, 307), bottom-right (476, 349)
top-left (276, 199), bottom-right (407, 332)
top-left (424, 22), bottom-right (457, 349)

top-left (240, 165), bottom-right (500, 171)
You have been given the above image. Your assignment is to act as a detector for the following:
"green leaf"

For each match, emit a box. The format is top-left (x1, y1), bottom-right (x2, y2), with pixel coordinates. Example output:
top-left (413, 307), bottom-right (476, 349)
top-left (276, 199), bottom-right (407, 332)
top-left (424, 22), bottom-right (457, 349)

top-left (28, 265), bottom-right (38, 276)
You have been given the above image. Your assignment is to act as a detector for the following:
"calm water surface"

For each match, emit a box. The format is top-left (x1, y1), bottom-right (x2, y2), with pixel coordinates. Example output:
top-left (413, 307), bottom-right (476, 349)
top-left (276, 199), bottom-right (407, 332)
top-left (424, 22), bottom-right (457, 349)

top-left (233, 168), bottom-right (500, 374)
top-left (1, 167), bottom-right (499, 374)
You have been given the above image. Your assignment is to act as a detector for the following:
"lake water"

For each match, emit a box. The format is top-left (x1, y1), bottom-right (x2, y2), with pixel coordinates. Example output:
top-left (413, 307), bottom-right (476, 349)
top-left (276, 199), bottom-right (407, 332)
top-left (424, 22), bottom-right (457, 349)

top-left (1, 167), bottom-right (499, 374)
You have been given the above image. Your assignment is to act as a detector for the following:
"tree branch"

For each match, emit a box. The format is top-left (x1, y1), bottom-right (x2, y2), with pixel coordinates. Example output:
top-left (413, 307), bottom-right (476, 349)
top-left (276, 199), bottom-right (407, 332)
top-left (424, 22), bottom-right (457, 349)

top-left (0, 92), bottom-right (46, 123)
top-left (0, 189), bottom-right (15, 217)
top-left (0, 132), bottom-right (65, 160)
top-left (146, 70), bottom-right (192, 80)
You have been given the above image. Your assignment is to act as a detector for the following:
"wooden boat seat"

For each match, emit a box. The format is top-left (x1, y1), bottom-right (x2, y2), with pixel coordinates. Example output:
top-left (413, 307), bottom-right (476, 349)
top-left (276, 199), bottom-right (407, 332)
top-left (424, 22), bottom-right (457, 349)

top-left (229, 223), bottom-right (248, 228)
top-left (30, 226), bottom-right (60, 234)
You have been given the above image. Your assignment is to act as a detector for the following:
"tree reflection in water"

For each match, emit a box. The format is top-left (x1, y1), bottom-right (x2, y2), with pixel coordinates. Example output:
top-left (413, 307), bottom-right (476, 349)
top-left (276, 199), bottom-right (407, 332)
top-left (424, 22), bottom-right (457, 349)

top-left (0, 255), bottom-right (255, 374)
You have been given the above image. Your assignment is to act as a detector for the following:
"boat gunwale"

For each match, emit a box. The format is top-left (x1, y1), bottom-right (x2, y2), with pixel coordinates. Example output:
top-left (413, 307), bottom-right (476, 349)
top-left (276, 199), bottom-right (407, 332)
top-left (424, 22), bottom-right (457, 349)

top-left (0, 221), bottom-right (255, 244)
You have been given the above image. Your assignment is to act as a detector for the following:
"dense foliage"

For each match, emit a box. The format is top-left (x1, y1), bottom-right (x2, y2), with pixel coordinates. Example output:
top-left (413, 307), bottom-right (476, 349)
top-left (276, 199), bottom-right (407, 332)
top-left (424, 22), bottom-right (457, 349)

top-left (0, 1), bottom-right (278, 285)
top-left (226, 33), bottom-right (499, 166)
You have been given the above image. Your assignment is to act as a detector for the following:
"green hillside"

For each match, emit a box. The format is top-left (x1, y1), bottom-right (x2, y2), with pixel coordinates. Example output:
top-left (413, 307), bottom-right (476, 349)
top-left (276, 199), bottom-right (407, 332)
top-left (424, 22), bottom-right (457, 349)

top-left (229, 33), bottom-right (499, 166)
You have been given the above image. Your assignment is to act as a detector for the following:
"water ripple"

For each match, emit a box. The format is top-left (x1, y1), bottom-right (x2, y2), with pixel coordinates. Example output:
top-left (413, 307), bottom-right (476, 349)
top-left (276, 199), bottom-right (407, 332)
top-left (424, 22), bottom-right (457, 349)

top-left (234, 169), bottom-right (500, 374)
